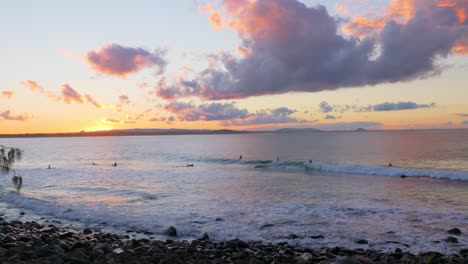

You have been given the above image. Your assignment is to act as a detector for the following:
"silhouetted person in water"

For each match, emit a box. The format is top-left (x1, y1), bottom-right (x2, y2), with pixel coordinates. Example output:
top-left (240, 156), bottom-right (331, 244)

top-left (12, 175), bottom-right (23, 192)
top-left (309, 160), bottom-right (312, 163)
top-left (239, 155), bottom-right (242, 160)
top-left (92, 162), bottom-right (96, 165)
top-left (187, 163), bottom-right (194, 167)
top-left (277, 157), bottom-right (279, 162)
top-left (48, 165), bottom-right (51, 169)
top-left (388, 163), bottom-right (393, 167)
top-left (112, 162), bottom-right (117, 167)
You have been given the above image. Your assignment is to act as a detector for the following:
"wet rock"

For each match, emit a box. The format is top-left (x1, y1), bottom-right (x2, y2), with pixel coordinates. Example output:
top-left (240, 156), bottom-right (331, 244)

top-left (355, 239), bottom-right (368, 244)
top-left (445, 236), bottom-right (458, 243)
top-left (448, 228), bottom-right (462, 235)
top-left (288, 234), bottom-right (299, 239)
top-left (459, 248), bottom-right (468, 255)
top-left (165, 226), bottom-right (177, 237)
top-left (19, 211), bottom-right (25, 216)
top-left (215, 217), bottom-right (224, 221)
top-left (83, 228), bottom-right (93, 235)
top-left (309, 235), bottom-right (324, 239)
top-left (260, 224), bottom-right (274, 229)
top-left (198, 232), bottom-right (209, 241)
top-left (400, 175), bottom-right (407, 178)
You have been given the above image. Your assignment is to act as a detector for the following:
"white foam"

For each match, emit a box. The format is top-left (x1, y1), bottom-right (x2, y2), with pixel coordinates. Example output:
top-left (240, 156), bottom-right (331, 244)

top-left (305, 162), bottom-right (468, 181)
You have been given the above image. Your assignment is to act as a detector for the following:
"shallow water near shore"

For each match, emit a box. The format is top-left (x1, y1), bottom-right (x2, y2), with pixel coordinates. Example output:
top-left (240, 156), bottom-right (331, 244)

top-left (0, 130), bottom-right (467, 253)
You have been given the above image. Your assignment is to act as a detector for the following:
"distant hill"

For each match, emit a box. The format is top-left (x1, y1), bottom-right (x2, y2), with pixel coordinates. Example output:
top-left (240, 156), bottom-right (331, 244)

top-left (275, 128), bottom-right (321, 133)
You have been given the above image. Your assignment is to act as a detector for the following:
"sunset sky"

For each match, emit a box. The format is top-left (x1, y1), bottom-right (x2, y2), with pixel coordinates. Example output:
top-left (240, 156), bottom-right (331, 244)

top-left (1, 0), bottom-right (467, 134)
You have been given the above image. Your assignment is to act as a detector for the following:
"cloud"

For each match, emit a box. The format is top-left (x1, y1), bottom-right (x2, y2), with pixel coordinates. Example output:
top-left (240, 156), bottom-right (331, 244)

top-left (223, 107), bottom-right (306, 126)
top-left (454, 113), bottom-right (468, 117)
top-left (319, 101), bottom-right (436, 113)
top-left (61, 84), bottom-right (83, 104)
top-left (164, 101), bottom-right (249, 121)
top-left (372, 101), bottom-right (436, 111)
top-left (21, 80), bottom-right (102, 108)
top-left (325, 114), bottom-right (341, 119)
top-left (1, 91), bottom-right (15, 99)
top-left (0, 110), bottom-right (30, 121)
top-left (104, 118), bottom-right (122, 124)
top-left (159, 0), bottom-right (467, 100)
top-left (320, 102), bottom-right (334, 113)
top-left (316, 121), bottom-right (383, 130)
top-left (149, 117), bottom-right (167, 122)
top-left (119, 95), bottom-right (130, 104)
top-left (84, 94), bottom-right (101, 108)
top-left (462, 120), bottom-right (468, 125)
top-left (21, 80), bottom-right (43, 93)
top-left (86, 43), bottom-right (167, 77)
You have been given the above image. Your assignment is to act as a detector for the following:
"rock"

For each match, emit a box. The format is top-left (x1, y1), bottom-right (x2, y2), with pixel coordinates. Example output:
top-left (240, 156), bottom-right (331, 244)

top-left (215, 217), bottom-right (224, 221)
top-left (309, 235), bottom-right (324, 239)
top-left (448, 228), bottom-right (462, 235)
top-left (0, 247), bottom-right (7, 257)
top-left (288, 234), bottom-right (299, 239)
top-left (198, 232), bottom-right (209, 241)
top-left (459, 248), bottom-right (468, 255)
top-left (355, 239), bottom-right (368, 244)
top-left (165, 226), bottom-right (177, 237)
top-left (19, 211), bottom-right (25, 216)
top-left (260, 224), bottom-right (274, 229)
top-left (300, 252), bottom-right (313, 261)
top-left (83, 228), bottom-right (93, 235)
top-left (445, 236), bottom-right (458, 243)
top-left (400, 175), bottom-right (407, 178)
top-left (112, 248), bottom-right (124, 254)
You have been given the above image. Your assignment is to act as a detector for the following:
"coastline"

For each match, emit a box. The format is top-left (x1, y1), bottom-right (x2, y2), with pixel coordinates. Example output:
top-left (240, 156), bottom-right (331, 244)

top-left (1, 218), bottom-right (467, 264)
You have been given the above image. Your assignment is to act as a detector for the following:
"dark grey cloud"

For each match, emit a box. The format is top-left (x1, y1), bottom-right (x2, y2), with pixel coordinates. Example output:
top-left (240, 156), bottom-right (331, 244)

top-left (156, 0), bottom-right (466, 100)
top-left (319, 101), bottom-right (436, 113)
top-left (164, 101), bottom-right (249, 121)
top-left (320, 102), bottom-right (334, 113)
top-left (372, 102), bottom-right (436, 111)
top-left (223, 107), bottom-right (305, 126)
top-left (86, 44), bottom-right (167, 77)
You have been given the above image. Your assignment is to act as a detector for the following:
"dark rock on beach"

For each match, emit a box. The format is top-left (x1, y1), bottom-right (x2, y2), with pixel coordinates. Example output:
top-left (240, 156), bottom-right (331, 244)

top-left (165, 226), bottom-right (177, 237)
top-left (448, 228), bottom-right (462, 235)
top-left (445, 236), bottom-right (459, 243)
top-left (0, 220), bottom-right (467, 264)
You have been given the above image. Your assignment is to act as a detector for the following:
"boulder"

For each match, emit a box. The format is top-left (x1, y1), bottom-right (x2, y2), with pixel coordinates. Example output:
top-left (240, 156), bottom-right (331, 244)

top-left (165, 226), bottom-right (177, 237)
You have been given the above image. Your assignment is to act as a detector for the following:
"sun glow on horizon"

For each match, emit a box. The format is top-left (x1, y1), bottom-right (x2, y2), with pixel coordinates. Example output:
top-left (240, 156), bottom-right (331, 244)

top-left (86, 125), bottom-right (112, 132)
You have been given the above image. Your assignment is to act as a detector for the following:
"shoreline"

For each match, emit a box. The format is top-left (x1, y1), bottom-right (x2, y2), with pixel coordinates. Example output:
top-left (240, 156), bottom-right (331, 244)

top-left (1, 218), bottom-right (467, 264)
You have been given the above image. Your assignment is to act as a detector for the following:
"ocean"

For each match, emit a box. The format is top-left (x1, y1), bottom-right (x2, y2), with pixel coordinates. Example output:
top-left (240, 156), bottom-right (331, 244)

top-left (0, 130), bottom-right (467, 253)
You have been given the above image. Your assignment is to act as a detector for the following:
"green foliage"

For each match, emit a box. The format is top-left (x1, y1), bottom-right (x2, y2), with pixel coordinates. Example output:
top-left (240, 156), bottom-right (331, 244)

top-left (0, 144), bottom-right (23, 191)
top-left (0, 144), bottom-right (22, 174)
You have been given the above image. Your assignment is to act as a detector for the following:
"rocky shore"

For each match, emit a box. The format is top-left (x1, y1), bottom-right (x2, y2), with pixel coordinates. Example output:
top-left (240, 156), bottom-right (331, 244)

top-left (0, 218), bottom-right (467, 264)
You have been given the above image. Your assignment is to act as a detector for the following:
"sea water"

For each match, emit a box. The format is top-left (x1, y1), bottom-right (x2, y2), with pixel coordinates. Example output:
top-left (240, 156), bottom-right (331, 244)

top-left (0, 130), bottom-right (467, 253)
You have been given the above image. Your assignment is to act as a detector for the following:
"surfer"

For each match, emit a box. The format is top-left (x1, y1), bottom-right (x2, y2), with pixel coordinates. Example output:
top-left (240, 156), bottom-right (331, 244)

top-left (187, 163), bottom-right (194, 167)
top-left (277, 157), bottom-right (279, 162)
top-left (309, 160), bottom-right (312, 163)
top-left (112, 162), bottom-right (117, 167)
top-left (388, 163), bottom-right (393, 167)
top-left (48, 164), bottom-right (51, 169)
top-left (239, 155), bottom-right (242, 160)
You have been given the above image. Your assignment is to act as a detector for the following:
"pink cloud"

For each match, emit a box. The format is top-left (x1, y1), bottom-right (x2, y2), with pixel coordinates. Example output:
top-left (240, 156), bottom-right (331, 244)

top-left (86, 43), bottom-right (167, 77)
top-left (1, 91), bottom-right (15, 99)
top-left (61, 84), bottom-right (83, 104)
top-left (84, 94), bottom-right (101, 108)
top-left (20, 80), bottom-right (44, 93)
top-left (0, 110), bottom-right (30, 121)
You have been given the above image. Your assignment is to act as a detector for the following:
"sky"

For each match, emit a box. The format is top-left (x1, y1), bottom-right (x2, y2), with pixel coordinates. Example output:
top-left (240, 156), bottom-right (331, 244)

top-left (0, 0), bottom-right (467, 134)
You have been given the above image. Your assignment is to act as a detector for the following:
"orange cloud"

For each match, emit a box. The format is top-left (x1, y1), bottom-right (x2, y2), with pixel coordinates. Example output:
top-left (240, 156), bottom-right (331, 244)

top-left (335, 3), bottom-right (349, 15)
top-left (1, 91), bottom-right (14, 99)
top-left (0, 110), bottom-right (30, 121)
